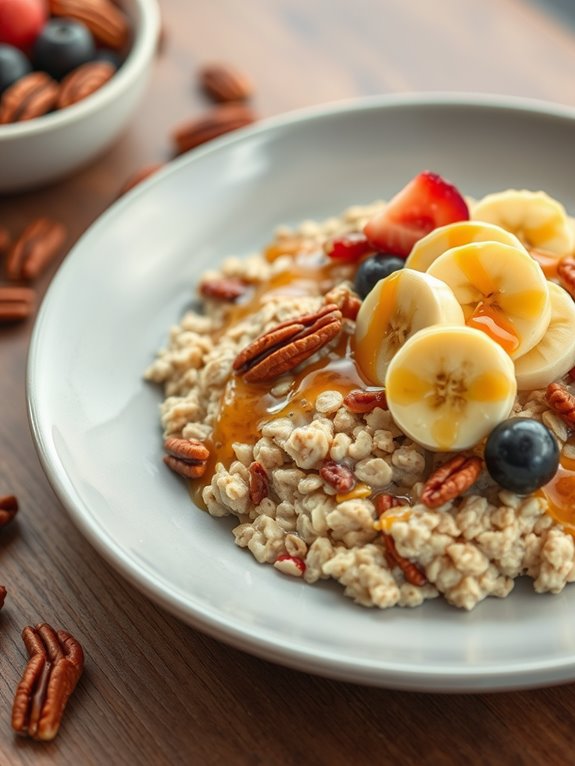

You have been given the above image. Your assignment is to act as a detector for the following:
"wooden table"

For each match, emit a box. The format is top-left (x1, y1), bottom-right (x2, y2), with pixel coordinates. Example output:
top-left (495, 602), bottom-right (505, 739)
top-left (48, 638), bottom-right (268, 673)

top-left (2, 0), bottom-right (575, 763)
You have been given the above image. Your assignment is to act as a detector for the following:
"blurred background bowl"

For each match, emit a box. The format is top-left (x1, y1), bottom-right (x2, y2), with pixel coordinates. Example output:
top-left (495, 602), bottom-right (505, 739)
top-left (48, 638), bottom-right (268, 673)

top-left (0, 0), bottom-right (160, 194)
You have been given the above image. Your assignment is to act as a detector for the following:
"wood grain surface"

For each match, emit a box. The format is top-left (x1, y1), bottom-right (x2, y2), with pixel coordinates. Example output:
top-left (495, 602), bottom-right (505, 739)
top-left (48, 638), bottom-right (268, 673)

top-left (2, 0), bottom-right (575, 763)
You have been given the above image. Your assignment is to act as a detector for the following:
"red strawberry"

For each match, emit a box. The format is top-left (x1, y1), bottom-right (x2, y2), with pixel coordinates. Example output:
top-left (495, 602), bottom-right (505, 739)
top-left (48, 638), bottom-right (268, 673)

top-left (363, 171), bottom-right (469, 258)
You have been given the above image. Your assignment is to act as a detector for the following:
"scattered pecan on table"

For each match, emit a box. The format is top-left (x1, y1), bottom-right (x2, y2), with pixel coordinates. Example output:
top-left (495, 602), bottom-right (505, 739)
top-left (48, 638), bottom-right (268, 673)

top-left (57, 61), bottom-right (115, 109)
top-left (0, 287), bottom-right (36, 324)
top-left (545, 382), bottom-right (575, 427)
top-left (343, 389), bottom-right (387, 414)
top-left (199, 62), bottom-right (253, 103)
top-left (12, 623), bottom-right (84, 741)
top-left (172, 104), bottom-right (256, 155)
top-left (0, 494), bottom-right (19, 527)
top-left (163, 437), bottom-right (210, 479)
top-left (421, 455), bottom-right (483, 509)
top-left (6, 217), bottom-right (67, 282)
top-left (233, 304), bottom-right (343, 383)
top-left (248, 461), bottom-right (269, 505)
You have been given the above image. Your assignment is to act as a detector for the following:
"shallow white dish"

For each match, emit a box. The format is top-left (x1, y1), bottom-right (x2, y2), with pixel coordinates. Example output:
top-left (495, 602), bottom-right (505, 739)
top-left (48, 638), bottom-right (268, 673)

top-left (28, 93), bottom-right (575, 692)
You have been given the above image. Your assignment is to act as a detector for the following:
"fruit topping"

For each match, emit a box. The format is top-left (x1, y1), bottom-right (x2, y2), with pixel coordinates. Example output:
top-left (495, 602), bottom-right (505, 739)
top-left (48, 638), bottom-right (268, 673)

top-left (363, 171), bottom-right (469, 258)
top-left (0, 0), bottom-right (47, 50)
top-left (34, 18), bottom-right (95, 79)
top-left (324, 231), bottom-right (372, 263)
top-left (354, 268), bottom-right (464, 385)
top-left (484, 418), bottom-right (559, 494)
top-left (385, 325), bottom-right (517, 451)
top-left (354, 253), bottom-right (404, 299)
top-left (0, 44), bottom-right (31, 93)
top-left (427, 241), bottom-right (551, 358)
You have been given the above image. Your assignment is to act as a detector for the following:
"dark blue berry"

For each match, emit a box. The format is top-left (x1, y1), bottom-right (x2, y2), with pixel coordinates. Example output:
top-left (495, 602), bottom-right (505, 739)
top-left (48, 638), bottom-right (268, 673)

top-left (34, 20), bottom-right (95, 80)
top-left (0, 44), bottom-right (31, 94)
top-left (484, 418), bottom-right (559, 494)
top-left (93, 49), bottom-right (123, 69)
top-left (354, 254), bottom-right (405, 299)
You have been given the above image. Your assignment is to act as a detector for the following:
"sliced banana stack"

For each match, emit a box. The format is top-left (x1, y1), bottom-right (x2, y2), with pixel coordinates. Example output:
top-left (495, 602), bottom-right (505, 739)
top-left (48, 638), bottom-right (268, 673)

top-left (472, 190), bottom-right (574, 257)
top-left (514, 282), bottom-right (575, 390)
top-left (354, 269), bottom-right (464, 385)
top-left (427, 241), bottom-right (551, 359)
top-left (405, 220), bottom-right (526, 272)
top-left (385, 326), bottom-right (517, 451)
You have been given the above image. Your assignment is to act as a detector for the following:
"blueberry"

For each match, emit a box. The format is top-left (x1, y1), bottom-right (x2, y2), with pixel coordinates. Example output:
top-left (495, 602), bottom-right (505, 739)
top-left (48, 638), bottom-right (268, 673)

top-left (93, 49), bottom-right (123, 69)
top-left (34, 20), bottom-right (95, 80)
top-left (354, 254), bottom-right (405, 299)
top-left (0, 44), bottom-right (31, 94)
top-left (484, 418), bottom-right (559, 494)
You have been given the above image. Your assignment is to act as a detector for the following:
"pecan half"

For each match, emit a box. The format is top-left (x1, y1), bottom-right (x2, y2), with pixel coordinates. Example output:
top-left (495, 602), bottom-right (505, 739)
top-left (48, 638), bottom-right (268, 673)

top-left (57, 61), bottom-right (115, 109)
top-left (163, 437), bottom-right (210, 479)
top-left (343, 389), bottom-right (387, 413)
top-left (233, 304), bottom-right (343, 383)
top-left (374, 493), bottom-right (405, 515)
top-left (0, 287), bottom-right (35, 323)
top-left (6, 218), bottom-right (67, 282)
top-left (421, 455), bottom-right (483, 508)
top-left (199, 62), bottom-right (253, 102)
top-left (0, 585), bottom-right (6, 609)
top-left (199, 277), bottom-right (248, 301)
top-left (0, 494), bottom-right (18, 527)
top-left (324, 286), bottom-right (362, 321)
top-left (12, 623), bottom-right (84, 741)
top-left (49, 0), bottom-right (130, 50)
top-left (558, 257), bottom-right (575, 298)
top-left (117, 163), bottom-right (164, 197)
top-left (546, 382), bottom-right (575, 426)
top-left (382, 533), bottom-right (427, 587)
top-left (0, 72), bottom-right (58, 124)
top-left (248, 462), bottom-right (269, 505)
top-left (320, 461), bottom-right (356, 493)
top-left (172, 104), bottom-right (256, 155)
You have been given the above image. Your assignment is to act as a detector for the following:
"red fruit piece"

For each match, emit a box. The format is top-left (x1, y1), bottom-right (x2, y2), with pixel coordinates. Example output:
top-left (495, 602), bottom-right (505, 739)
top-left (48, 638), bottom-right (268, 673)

top-left (324, 231), bottom-right (372, 263)
top-left (0, 0), bottom-right (47, 50)
top-left (363, 171), bottom-right (469, 258)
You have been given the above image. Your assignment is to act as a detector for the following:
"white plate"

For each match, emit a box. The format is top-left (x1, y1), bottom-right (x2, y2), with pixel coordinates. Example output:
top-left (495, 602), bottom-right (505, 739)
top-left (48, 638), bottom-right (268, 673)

top-left (28, 94), bottom-right (575, 692)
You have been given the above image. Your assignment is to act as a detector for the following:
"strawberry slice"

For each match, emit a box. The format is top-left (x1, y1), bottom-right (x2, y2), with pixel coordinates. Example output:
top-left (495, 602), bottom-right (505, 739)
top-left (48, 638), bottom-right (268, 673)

top-left (364, 171), bottom-right (469, 258)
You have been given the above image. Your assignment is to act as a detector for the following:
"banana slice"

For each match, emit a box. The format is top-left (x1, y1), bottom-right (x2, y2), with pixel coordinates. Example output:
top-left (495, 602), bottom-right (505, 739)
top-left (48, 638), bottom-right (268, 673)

top-left (514, 282), bottom-right (575, 390)
top-left (405, 221), bottom-right (526, 272)
top-left (427, 241), bottom-right (551, 359)
top-left (472, 190), bottom-right (574, 256)
top-left (354, 269), bottom-right (464, 385)
top-left (385, 325), bottom-right (517, 452)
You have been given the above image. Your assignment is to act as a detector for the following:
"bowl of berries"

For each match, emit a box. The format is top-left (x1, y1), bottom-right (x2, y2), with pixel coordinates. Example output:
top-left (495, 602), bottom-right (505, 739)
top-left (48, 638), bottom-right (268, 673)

top-left (0, 0), bottom-right (160, 192)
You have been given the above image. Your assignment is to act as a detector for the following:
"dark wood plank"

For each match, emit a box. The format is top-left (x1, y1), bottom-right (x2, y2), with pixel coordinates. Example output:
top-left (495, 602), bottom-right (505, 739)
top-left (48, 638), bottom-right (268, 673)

top-left (2, 0), bottom-right (575, 763)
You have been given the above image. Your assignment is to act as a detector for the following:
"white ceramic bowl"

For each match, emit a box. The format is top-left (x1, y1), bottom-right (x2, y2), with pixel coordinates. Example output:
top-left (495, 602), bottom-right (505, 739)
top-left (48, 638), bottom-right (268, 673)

top-left (0, 0), bottom-right (160, 193)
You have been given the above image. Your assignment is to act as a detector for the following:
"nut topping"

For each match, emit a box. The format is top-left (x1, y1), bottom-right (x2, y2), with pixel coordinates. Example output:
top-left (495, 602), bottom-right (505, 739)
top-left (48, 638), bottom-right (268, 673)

top-left (12, 623), bottom-right (84, 741)
top-left (545, 382), bottom-right (575, 427)
top-left (6, 217), bottom-right (67, 281)
top-left (233, 304), bottom-right (343, 383)
top-left (49, 0), bottom-right (130, 50)
top-left (199, 62), bottom-right (253, 103)
top-left (381, 533), bottom-right (427, 587)
top-left (421, 455), bottom-right (483, 508)
top-left (0, 494), bottom-right (19, 527)
top-left (163, 437), bottom-right (210, 479)
top-left (558, 256), bottom-right (575, 298)
top-left (320, 461), bottom-right (356, 493)
top-left (374, 493), bottom-right (405, 515)
top-left (172, 104), bottom-right (256, 155)
top-left (324, 285), bottom-right (362, 321)
top-left (57, 61), bottom-right (115, 109)
top-left (343, 389), bottom-right (387, 413)
top-left (0, 72), bottom-right (59, 124)
top-left (199, 277), bottom-right (248, 301)
top-left (0, 287), bottom-right (35, 323)
top-left (248, 461), bottom-right (269, 505)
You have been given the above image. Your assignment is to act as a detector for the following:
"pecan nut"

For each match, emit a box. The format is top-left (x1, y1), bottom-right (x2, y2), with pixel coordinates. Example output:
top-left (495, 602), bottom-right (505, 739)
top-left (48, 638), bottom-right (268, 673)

top-left (421, 455), bottom-right (483, 508)
top-left (233, 304), bottom-right (343, 383)
top-left (343, 389), bottom-right (387, 413)
top-left (12, 623), bottom-right (84, 741)
top-left (0, 287), bottom-right (35, 323)
top-left (545, 382), bottom-right (575, 426)
top-left (374, 493), bottom-right (405, 515)
top-left (172, 104), bottom-right (256, 155)
top-left (49, 0), bottom-right (130, 50)
top-left (0, 72), bottom-right (58, 124)
top-left (199, 62), bottom-right (253, 102)
top-left (0, 494), bottom-right (18, 527)
top-left (117, 163), bottom-right (164, 197)
top-left (163, 437), bottom-right (210, 479)
top-left (57, 61), bottom-right (115, 109)
top-left (382, 533), bottom-right (427, 587)
top-left (324, 286), bottom-right (362, 321)
top-left (0, 585), bottom-right (6, 609)
top-left (199, 277), bottom-right (248, 301)
top-left (320, 461), bottom-right (356, 493)
top-left (6, 218), bottom-right (67, 282)
top-left (248, 462), bottom-right (269, 505)
top-left (557, 257), bottom-right (575, 298)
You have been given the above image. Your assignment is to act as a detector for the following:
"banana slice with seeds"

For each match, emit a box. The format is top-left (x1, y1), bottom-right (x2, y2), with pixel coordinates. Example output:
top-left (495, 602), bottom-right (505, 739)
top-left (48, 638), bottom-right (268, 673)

top-left (385, 325), bottom-right (517, 452)
top-left (472, 190), bottom-right (574, 256)
top-left (514, 282), bottom-right (575, 390)
top-left (354, 269), bottom-right (464, 386)
top-left (427, 241), bottom-right (551, 359)
top-left (406, 220), bottom-right (526, 272)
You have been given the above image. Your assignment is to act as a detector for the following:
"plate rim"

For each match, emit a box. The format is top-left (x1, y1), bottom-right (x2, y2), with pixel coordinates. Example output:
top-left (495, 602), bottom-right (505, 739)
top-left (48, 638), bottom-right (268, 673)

top-left (26, 91), bottom-right (575, 692)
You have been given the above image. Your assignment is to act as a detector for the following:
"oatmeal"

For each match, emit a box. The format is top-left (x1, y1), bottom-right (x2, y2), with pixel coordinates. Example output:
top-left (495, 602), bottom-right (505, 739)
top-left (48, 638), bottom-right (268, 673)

top-left (146, 171), bottom-right (575, 610)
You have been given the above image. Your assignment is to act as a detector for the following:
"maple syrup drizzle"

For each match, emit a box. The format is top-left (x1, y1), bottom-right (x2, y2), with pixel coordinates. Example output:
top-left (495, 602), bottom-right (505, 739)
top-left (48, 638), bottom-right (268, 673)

top-left (539, 440), bottom-right (575, 536)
